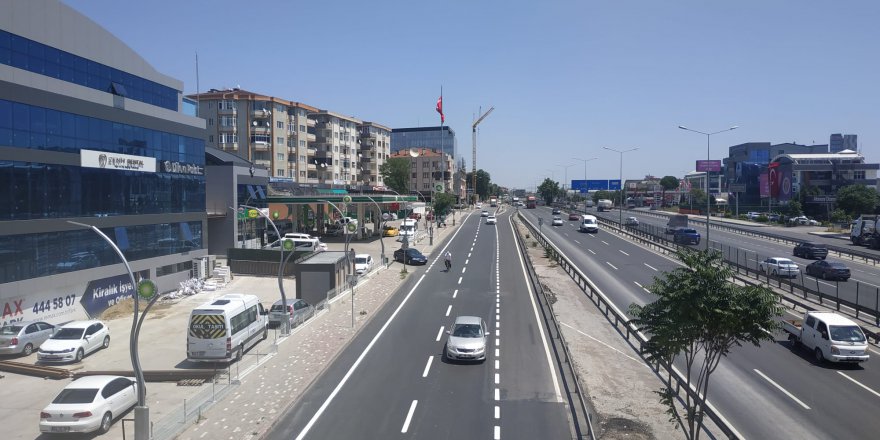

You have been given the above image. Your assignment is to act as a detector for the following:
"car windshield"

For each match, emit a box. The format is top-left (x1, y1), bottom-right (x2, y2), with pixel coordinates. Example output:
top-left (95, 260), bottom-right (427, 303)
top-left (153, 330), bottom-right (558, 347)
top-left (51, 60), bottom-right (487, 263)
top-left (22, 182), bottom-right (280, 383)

top-left (680, 229), bottom-right (697, 234)
top-left (355, 257), bottom-right (368, 264)
top-left (52, 388), bottom-right (98, 404)
top-left (0, 325), bottom-right (22, 335)
top-left (452, 324), bottom-right (483, 338)
top-left (52, 328), bottom-right (85, 340)
top-left (830, 325), bottom-right (866, 343)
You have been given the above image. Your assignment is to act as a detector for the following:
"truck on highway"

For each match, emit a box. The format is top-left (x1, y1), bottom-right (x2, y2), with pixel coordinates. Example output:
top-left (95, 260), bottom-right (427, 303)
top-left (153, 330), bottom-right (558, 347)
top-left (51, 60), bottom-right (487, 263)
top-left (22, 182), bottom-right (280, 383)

top-left (597, 199), bottom-right (613, 212)
top-left (782, 311), bottom-right (870, 364)
top-left (490, 197), bottom-right (498, 207)
top-left (665, 214), bottom-right (688, 234)
top-left (850, 215), bottom-right (878, 247)
top-left (526, 196), bottom-right (537, 209)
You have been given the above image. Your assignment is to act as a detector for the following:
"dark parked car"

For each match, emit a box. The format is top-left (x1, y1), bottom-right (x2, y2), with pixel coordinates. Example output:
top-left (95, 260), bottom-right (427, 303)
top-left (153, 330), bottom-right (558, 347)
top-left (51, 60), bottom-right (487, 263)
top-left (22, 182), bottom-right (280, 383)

top-left (393, 248), bottom-right (428, 265)
top-left (673, 228), bottom-right (701, 245)
top-left (793, 242), bottom-right (828, 260)
top-left (805, 260), bottom-right (850, 281)
top-left (551, 208), bottom-right (561, 215)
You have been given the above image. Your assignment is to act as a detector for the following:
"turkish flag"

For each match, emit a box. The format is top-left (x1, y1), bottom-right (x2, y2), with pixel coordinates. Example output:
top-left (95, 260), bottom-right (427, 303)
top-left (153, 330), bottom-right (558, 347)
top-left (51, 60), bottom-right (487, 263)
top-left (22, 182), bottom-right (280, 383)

top-left (436, 95), bottom-right (444, 123)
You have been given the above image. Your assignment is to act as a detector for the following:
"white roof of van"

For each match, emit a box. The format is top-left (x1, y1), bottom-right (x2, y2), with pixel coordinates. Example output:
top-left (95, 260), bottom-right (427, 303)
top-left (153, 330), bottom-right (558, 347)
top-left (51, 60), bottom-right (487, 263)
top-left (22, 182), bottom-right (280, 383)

top-left (193, 294), bottom-right (257, 312)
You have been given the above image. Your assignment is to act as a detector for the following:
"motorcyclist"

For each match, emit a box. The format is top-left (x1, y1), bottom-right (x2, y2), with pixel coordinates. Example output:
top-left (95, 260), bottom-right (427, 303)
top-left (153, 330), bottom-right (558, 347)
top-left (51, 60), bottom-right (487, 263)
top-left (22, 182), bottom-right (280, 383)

top-left (444, 251), bottom-right (452, 271)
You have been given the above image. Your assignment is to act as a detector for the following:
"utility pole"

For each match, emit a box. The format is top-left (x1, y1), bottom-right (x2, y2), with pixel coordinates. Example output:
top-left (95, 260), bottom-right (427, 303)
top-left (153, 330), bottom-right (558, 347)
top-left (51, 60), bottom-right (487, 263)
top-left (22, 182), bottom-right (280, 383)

top-left (472, 106), bottom-right (494, 205)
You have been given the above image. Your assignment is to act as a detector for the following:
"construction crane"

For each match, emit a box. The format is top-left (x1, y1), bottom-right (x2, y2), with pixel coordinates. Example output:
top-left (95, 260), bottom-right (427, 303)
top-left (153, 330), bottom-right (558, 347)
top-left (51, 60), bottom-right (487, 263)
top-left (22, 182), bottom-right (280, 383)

top-left (472, 106), bottom-right (494, 204)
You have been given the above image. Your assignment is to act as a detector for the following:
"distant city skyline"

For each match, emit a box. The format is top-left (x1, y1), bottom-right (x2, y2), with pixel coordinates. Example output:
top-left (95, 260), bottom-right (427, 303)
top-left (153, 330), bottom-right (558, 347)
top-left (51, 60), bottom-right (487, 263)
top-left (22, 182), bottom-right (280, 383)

top-left (63, 0), bottom-right (879, 189)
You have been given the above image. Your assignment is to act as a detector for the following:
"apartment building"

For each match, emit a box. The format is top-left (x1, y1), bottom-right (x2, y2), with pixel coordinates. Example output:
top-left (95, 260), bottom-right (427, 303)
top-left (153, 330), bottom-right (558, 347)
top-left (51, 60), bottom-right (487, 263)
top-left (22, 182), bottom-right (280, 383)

top-left (188, 88), bottom-right (319, 180)
top-left (357, 122), bottom-right (391, 188)
top-left (390, 148), bottom-right (454, 199)
top-left (309, 110), bottom-right (363, 185)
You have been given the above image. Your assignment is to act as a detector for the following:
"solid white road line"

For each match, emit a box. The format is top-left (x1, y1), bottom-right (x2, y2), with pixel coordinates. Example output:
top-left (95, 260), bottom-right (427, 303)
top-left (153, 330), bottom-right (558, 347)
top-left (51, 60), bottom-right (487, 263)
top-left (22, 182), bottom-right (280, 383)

top-left (619, 250), bottom-right (629, 256)
top-left (838, 372), bottom-right (880, 398)
top-left (401, 400), bottom-right (418, 433)
top-left (754, 369), bottom-right (811, 410)
top-left (606, 262), bottom-right (618, 270)
top-left (644, 263), bottom-right (658, 271)
top-left (509, 215), bottom-right (563, 402)
top-left (422, 356), bottom-right (433, 378)
top-left (435, 326), bottom-right (444, 342)
top-left (445, 305), bottom-right (452, 317)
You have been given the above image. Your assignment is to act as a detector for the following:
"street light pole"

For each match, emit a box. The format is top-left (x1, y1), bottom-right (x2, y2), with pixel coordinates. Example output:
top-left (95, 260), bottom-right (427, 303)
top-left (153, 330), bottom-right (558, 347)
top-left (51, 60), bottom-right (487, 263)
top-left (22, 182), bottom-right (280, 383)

top-left (572, 157), bottom-right (598, 211)
top-left (678, 125), bottom-right (738, 250)
top-left (603, 147), bottom-right (638, 226)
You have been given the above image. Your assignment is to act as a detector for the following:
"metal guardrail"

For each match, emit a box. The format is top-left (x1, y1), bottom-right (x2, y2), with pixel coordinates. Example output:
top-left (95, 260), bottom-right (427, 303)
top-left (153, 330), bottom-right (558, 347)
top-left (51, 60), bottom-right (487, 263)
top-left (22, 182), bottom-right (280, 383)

top-left (514, 218), bottom-right (595, 440)
top-left (518, 212), bottom-right (739, 439)
top-left (618, 208), bottom-right (880, 266)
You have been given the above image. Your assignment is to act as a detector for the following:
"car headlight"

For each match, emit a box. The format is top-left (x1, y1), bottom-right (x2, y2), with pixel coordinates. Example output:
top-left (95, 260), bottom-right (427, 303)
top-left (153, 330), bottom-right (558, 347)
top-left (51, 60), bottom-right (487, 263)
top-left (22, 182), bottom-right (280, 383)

top-left (830, 346), bottom-right (840, 355)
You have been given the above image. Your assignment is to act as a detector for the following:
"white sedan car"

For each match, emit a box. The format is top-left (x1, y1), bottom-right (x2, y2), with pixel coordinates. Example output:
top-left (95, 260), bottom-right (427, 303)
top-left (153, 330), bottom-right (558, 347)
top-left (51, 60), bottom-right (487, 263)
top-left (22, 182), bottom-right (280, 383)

top-left (354, 254), bottom-right (373, 275)
top-left (759, 257), bottom-right (800, 278)
top-left (486, 215), bottom-right (497, 225)
top-left (40, 375), bottom-right (137, 434)
top-left (37, 320), bottom-right (109, 363)
top-left (551, 216), bottom-right (564, 226)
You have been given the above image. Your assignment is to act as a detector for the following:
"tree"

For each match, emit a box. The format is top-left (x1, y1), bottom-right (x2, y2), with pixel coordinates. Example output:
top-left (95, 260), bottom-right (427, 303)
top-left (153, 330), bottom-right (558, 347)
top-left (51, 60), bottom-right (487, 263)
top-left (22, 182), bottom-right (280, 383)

top-left (379, 158), bottom-right (410, 194)
top-left (689, 188), bottom-right (707, 211)
top-left (629, 249), bottom-right (781, 440)
top-left (537, 178), bottom-right (560, 204)
top-left (467, 169), bottom-right (492, 201)
top-left (659, 176), bottom-right (680, 207)
top-left (835, 184), bottom-right (878, 217)
top-left (432, 192), bottom-right (456, 217)
top-left (781, 200), bottom-right (802, 218)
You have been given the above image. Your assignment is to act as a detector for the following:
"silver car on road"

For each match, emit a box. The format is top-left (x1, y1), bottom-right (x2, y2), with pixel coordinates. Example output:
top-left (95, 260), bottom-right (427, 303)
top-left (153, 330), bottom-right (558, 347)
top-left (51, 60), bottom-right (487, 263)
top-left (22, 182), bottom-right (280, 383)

top-left (445, 316), bottom-right (488, 362)
top-left (0, 321), bottom-right (57, 356)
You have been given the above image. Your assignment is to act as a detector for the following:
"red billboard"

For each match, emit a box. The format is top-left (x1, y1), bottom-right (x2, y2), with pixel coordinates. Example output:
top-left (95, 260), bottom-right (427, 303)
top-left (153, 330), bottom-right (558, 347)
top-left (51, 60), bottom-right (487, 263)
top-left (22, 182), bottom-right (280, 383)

top-left (696, 160), bottom-right (722, 172)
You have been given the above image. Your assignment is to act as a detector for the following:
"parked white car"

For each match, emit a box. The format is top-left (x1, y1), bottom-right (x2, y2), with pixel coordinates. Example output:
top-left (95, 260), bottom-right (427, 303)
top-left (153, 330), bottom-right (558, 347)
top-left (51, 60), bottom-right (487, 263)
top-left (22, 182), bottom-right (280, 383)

top-left (759, 257), bottom-right (800, 278)
top-left (354, 254), bottom-right (373, 275)
top-left (40, 375), bottom-right (137, 434)
top-left (37, 320), bottom-right (109, 363)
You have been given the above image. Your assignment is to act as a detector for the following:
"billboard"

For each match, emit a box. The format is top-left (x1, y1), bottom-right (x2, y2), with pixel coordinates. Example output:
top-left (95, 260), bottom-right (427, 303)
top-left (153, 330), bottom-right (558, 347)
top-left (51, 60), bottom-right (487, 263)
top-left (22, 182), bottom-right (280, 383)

top-left (696, 160), bottom-right (722, 172)
top-left (609, 179), bottom-right (621, 190)
top-left (768, 162), bottom-right (780, 198)
top-left (759, 171), bottom-right (769, 198)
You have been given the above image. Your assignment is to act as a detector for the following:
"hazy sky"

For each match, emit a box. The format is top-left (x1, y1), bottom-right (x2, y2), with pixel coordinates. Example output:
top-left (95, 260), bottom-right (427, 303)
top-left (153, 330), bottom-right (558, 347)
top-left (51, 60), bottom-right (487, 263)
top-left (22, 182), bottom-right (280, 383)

top-left (64, 0), bottom-right (879, 190)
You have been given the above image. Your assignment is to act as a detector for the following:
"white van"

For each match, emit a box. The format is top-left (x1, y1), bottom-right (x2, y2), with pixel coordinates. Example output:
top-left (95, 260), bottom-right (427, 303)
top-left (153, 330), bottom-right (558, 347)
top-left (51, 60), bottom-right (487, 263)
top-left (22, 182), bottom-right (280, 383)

top-left (187, 294), bottom-right (268, 363)
top-left (579, 215), bottom-right (599, 233)
top-left (797, 312), bottom-right (869, 363)
top-left (399, 219), bottom-right (418, 240)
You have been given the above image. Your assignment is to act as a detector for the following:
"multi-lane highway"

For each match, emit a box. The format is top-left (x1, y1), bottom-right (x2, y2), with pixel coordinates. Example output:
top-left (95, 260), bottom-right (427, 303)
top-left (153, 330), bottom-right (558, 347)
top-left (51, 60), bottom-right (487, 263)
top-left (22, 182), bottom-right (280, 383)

top-left (269, 208), bottom-right (571, 440)
top-left (520, 205), bottom-right (880, 440)
top-left (597, 209), bottom-right (880, 313)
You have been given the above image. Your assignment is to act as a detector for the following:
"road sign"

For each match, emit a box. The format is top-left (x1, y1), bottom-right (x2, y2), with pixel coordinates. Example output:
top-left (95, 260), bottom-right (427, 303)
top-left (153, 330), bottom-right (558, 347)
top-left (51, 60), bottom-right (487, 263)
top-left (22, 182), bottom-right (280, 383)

top-left (342, 195), bottom-right (352, 203)
top-left (434, 183), bottom-right (443, 192)
top-left (608, 180), bottom-right (621, 190)
top-left (571, 180), bottom-right (588, 191)
top-left (586, 180), bottom-right (610, 191)
top-left (729, 184), bottom-right (746, 192)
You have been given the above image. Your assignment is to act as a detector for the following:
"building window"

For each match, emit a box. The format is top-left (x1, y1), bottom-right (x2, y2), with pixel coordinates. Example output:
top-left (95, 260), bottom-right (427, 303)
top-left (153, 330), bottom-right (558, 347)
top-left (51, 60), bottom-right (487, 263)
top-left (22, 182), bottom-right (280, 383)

top-left (276, 137), bottom-right (284, 144)
top-left (299, 155), bottom-right (306, 162)
top-left (208, 118), bottom-right (213, 126)
top-left (423, 182), bottom-right (430, 189)
top-left (277, 153), bottom-right (285, 161)
top-left (300, 171), bottom-right (306, 178)
top-left (220, 133), bottom-right (238, 143)
top-left (423, 172), bottom-right (429, 179)
top-left (422, 162), bottom-right (429, 168)
top-left (855, 171), bottom-right (866, 180)
top-left (277, 121), bottom-right (283, 129)
top-left (277, 169), bottom-right (284, 176)
top-left (412, 172), bottom-right (417, 178)
top-left (299, 140), bottom-right (306, 147)
top-left (300, 125), bottom-right (306, 132)
top-left (209, 135), bottom-right (214, 143)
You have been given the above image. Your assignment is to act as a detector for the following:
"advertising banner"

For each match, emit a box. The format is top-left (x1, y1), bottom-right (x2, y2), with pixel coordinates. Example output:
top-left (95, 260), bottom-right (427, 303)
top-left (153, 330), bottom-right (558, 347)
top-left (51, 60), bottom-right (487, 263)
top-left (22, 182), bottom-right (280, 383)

top-left (759, 171), bottom-right (769, 198)
top-left (81, 149), bottom-right (156, 173)
top-left (778, 166), bottom-right (793, 202)
top-left (79, 274), bottom-right (136, 319)
top-left (696, 160), bottom-right (722, 172)
top-left (768, 162), bottom-right (781, 198)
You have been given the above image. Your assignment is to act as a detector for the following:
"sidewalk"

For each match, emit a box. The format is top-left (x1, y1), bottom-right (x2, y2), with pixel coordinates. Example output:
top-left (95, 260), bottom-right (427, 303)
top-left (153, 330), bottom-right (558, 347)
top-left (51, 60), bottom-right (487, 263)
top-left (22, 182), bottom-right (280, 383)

top-left (173, 209), bottom-right (472, 440)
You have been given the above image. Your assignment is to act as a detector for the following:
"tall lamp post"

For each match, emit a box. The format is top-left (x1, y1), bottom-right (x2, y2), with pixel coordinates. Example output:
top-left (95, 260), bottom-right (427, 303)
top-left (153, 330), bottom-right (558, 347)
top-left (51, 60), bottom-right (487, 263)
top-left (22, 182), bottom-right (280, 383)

top-left (572, 157), bottom-right (598, 211)
top-left (603, 147), bottom-right (638, 226)
top-left (557, 163), bottom-right (577, 204)
top-left (678, 125), bottom-right (738, 250)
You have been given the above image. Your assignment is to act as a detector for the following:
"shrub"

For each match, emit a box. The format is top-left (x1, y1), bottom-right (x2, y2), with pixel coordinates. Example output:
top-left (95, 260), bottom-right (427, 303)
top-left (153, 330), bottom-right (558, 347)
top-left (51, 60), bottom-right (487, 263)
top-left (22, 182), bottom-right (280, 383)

top-left (755, 215), bottom-right (769, 223)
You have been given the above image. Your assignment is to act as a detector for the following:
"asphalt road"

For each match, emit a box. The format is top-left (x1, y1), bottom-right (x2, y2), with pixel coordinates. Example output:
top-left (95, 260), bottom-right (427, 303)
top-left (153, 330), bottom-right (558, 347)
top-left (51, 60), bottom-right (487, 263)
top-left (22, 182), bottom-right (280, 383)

top-left (268, 208), bottom-right (570, 440)
top-left (593, 208), bottom-right (880, 313)
top-left (520, 206), bottom-right (880, 440)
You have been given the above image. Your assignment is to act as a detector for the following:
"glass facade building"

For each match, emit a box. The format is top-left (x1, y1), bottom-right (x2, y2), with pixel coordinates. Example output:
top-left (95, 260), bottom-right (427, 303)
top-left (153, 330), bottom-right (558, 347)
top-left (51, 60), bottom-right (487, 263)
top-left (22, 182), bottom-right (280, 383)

top-left (0, 0), bottom-right (207, 323)
top-left (391, 126), bottom-right (457, 160)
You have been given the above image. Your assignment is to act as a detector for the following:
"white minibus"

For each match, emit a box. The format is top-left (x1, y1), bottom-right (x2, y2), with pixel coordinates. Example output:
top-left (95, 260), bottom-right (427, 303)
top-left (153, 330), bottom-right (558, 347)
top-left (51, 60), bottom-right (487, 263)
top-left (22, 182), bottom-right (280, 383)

top-left (187, 294), bottom-right (268, 363)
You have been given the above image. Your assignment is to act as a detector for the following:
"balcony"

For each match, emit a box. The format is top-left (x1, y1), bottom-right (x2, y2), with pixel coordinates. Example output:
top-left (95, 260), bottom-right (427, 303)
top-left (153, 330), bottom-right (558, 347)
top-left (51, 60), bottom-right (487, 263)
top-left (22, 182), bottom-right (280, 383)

top-left (218, 124), bottom-right (236, 132)
top-left (307, 118), bottom-right (317, 127)
top-left (218, 107), bottom-right (236, 115)
top-left (288, 147), bottom-right (297, 155)
top-left (307, 147), bottom-right (317, 156)
top-left (253, 159), bottom-right (270, 168)
top-left (219, 142), bottom-right (238, 151)
top-left (307, 163), bottom-right (317, 170)
top-left (307, 133), bottom-right (316, 142)
top-left (251, 126), bottom-right (270, 135)
top-left (252, 108), bottom-right (272, 119)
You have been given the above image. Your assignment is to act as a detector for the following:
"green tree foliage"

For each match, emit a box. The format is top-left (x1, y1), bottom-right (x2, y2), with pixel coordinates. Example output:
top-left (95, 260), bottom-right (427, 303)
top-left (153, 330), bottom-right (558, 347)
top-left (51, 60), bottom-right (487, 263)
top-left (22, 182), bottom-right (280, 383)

top-left (629, 249), bottom-right (781, 440)
top-left (659, 176), bottom-right (680, 207)
top-left (379, 158), bottom-right (410, 194)
top-left (835, 184), bottom-right (879, 217)
top-left (432, 192), bottom-right (456, 217)
top-left (538, 178), bottom-right (560, 204)
top-left (830, 208), bottom-right (851, 224)
top-left (466, 170), bottom-right (492, 201)
top-left (781, 200), bottom-right (802, 218)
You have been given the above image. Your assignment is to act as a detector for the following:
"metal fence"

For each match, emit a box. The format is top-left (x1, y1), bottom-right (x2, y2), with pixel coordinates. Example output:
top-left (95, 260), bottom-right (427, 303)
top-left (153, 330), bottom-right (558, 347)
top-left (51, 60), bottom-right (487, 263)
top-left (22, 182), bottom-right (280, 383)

top-left (518, 212), bottom-right (739, 439)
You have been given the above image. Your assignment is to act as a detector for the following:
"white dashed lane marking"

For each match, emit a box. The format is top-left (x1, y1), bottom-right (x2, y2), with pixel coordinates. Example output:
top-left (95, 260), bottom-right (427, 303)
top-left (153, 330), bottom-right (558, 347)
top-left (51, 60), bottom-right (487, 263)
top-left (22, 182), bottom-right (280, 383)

top-left (644, 263), bottom-right (657, 271)
top-left (606, 262), bottom-right (618, 270)
top-left (435, 326), bottom-right (444, 341)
